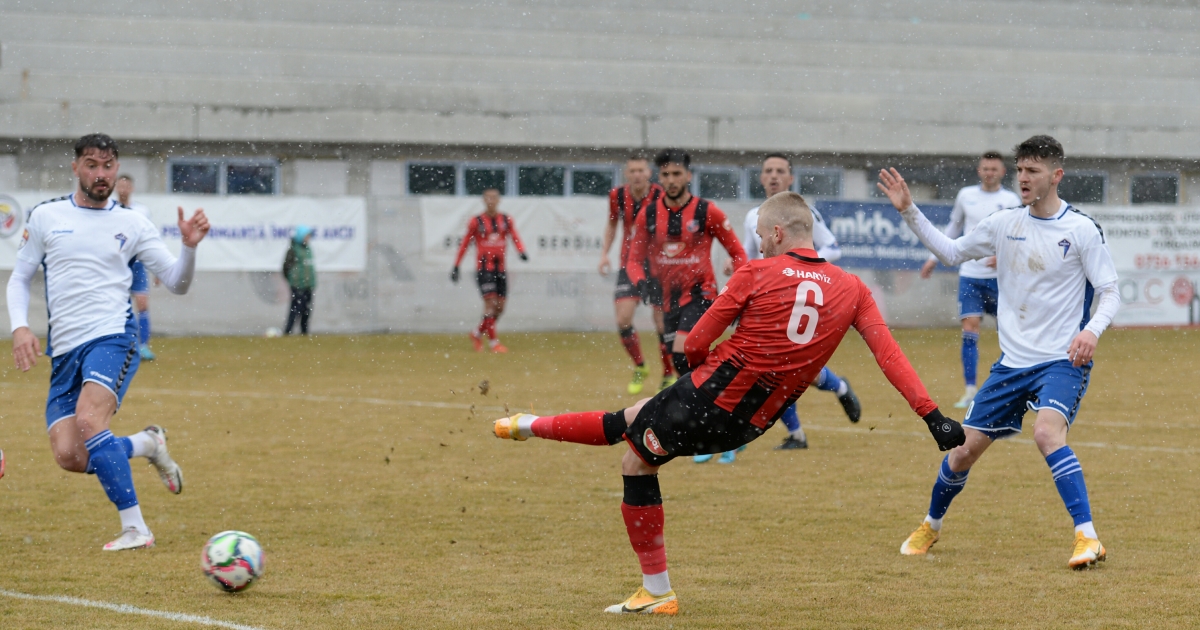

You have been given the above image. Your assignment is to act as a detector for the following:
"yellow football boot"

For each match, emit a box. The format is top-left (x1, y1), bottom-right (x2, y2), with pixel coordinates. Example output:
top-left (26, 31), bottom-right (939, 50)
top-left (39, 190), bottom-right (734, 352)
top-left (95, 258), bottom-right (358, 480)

top-left (659, 374), bottom-right (677, 392)
top-left (1068, 532), bottom-right (1106, 570)
top-left (603, 586), bottom-right (679, 615)
top-left (492, 414), bottom-right (529, 441)
top-left (900, 521), bottom-right (940, 555)
top-left (628, 366), bottom-right (650, 395)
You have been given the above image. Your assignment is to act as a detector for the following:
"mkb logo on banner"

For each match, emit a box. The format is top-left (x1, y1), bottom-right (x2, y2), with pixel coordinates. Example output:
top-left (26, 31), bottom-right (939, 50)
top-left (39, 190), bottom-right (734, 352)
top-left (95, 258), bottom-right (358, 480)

top-left (0, 194), bottom-right (22, 239)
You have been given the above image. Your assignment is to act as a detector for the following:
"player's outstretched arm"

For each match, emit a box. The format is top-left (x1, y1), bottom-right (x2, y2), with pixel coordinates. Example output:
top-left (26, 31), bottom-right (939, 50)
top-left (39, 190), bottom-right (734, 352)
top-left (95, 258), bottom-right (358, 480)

top-left (134, 208), bottom-right (209, 295)
top-left (178, 207), bottom-right (210, 247)
top-left (709, 207), bottom-right (748, 271)
top-left (624, 213), bottom-right (649, 290)
top-left (682, 266), bottom-right (752, 368)
top-left (7, 258), bottom-right (40, 371)
top-left (877, 169), bottom-right (986, 268)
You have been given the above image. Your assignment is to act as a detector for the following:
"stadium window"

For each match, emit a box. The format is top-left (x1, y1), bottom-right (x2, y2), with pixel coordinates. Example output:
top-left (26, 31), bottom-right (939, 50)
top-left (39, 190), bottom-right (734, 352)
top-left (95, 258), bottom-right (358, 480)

top-left (571, 167), bottom-right (615, 196)
top-left (747, 168), bottom-right (767, 200)
top-left (226, 161), bottom-right (277, 195)
top-left (169, 160), bottom-right (220, 194)
top-left (464, 166), bottom-right (508, 196)
top-left (695, 169), bottom-right (740, 200)
top-left (1131, 173), bottom-right (1179, 205)
top-left (518, 166), bottom-right (566, 196)
top-left (797, 169), bottom-right (842, 198)
top-left (1058, 172), bottom-right (1107, 204)
top-left (407, 163), bottom-right (456, 195)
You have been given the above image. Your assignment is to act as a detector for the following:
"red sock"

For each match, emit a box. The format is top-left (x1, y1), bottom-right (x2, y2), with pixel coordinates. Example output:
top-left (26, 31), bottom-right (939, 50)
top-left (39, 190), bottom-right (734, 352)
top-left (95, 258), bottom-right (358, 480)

top-left (659, 341), bottom-right (674, 376)
top-left (619, 328), bottom-right (645, 367)
top-left (530, 412), bottom-right (610, 446)
top-left (621, 503), bottom-right (667, 575)
top-left (482, 316), bottom-right (497, 340)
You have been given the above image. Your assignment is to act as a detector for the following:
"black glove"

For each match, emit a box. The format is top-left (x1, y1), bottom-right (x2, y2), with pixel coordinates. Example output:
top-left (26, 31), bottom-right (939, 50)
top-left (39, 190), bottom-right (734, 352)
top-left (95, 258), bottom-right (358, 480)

top-left (519, 252), bottom-right (528, 262)
top-left (450, 267), bottom-right (460, 283)
top-left (923, 408), bottom-right (965, 452)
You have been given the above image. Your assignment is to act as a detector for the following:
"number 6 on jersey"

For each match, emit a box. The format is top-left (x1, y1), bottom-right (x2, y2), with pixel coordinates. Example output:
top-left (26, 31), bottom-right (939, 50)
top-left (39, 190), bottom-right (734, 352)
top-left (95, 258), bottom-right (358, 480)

top-left (787, 280), bottom-right (823, 345)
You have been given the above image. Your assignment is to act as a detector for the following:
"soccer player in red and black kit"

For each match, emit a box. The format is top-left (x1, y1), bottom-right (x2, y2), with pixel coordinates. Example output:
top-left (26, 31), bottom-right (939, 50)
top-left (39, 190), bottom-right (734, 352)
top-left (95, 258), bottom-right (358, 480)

top-left (451, 188), bottom-right (527, 353)
top-left (625, 149), bottom-right (747, 379)
top-left (599, 156), bottom-right (673, 394)
top-left (491, 192), bottom-right (965, 615)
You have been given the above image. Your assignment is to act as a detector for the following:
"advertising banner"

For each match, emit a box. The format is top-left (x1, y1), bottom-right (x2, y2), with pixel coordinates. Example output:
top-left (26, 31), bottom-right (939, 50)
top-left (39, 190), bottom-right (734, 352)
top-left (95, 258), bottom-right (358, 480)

top-left (0, 192), bottom-right (367, 272)
top-left (421, 197), bottom-right (609, 272)
top-left (816, 200), bottom-right (954, 270)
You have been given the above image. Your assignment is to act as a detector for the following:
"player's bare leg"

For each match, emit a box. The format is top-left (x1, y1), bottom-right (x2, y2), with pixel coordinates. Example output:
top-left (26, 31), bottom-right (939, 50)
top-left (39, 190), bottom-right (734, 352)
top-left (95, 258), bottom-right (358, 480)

top-left (615, 298), bottom-right (649, 394)
top-left (488, 296), bottom-right (508, 353)
top-left (901, 428), bottom-right (992, 555)
top-left (493, 399), bottom-right (679, 614)
top-left (956, 315), bottom-right (983, 408)
top-left (653, 308), bottom-right (675, 390)
top-left (1031, 409), bottom-right (1105, 568)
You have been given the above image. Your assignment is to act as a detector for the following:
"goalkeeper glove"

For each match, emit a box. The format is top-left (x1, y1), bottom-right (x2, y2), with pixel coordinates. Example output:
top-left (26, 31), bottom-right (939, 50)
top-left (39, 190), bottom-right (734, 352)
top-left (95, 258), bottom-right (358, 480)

top-left (450, 267), bottom-right (460, 283)
top-left (922, 408), bottom-right (965, 451)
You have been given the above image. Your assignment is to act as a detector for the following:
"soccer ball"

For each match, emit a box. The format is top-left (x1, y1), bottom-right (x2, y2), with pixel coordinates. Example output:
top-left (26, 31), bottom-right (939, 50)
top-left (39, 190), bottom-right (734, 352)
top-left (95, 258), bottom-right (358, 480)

top-left (264, 327), bottom-right (282, 338)
top-left (200, 531), bottom-right (265, 592)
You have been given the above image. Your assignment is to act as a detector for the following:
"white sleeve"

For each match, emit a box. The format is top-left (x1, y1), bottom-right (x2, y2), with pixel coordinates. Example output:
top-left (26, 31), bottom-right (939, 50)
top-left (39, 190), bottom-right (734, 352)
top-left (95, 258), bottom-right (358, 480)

top-left (6, 257), bottom-right (37, 332)
top-left (133, 227), bottom-right (197, 294)
top-left (812, 214), bottom-right (841, 262)
top-left (900, 203), bottom-right (995, 267)
top-left (743, 208), bottom-right (762, 260)
top-left (1084, 281), bottom-right (1120, 339)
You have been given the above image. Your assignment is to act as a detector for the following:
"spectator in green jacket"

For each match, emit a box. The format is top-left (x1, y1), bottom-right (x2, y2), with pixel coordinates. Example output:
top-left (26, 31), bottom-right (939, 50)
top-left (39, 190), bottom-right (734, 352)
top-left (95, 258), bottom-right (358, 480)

top-left (283, 225), bottom-right (316, 335)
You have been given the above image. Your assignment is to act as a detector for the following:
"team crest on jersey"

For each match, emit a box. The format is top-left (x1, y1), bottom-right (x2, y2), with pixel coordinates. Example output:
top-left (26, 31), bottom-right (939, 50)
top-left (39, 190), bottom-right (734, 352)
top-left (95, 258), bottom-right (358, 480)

top-left (1058, 239), bottom-right (1071, 258)
top-left (114, 233), bottom-right (128, 250)
top-left (642, 428), bottom-right (668, 456)
top-left (487, 232), bottom-right (501, 241)
top-left (686, 219), bottom-right (701, 233)
top-left (18, 228), bottom-right (29, 249)
top-left (663, 242), bottom-right (685, 258)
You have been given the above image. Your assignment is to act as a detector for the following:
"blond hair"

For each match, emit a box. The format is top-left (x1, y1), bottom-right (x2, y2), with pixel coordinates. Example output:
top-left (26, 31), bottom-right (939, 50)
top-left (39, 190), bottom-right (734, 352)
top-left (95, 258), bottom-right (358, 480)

top-left (757, 191), bottom-right (813, 238)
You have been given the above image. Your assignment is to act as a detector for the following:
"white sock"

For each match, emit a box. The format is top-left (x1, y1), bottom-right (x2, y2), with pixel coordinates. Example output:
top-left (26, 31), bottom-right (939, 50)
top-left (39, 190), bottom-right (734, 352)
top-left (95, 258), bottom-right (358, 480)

top-left (924, 515), bottom-right (943, 531)
top-left (836, 381), bottom-right (849, 396)
top-left (489, 338), bottom-right (501, 347)
top-left (118, 505), bottom-right (151, 536)
top-left (126, 431), bottom-right (156, 459)
top-left (965, 385), bottom-right (978, 397)
top-left (643, 570), bottom-right (671, 596)
top-left (1075, 521), bottom-right (1097, 539)
top-left (790, 428), bottom-right (807, 441)
top-left (516, 414), bottom-right (538, 439)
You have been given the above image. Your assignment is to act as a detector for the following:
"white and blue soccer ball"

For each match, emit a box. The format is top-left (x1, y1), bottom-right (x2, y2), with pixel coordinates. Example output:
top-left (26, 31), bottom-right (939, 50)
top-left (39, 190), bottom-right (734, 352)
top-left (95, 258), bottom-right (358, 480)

top-left (200, 530), bottom-right (265, 592)
top-left (264, 327), bottom-right (282, 338)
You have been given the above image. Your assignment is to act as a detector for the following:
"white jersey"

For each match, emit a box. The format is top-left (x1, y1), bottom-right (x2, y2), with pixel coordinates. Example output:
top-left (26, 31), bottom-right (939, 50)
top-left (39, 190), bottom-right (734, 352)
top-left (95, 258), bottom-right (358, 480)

top-left (903, 200), bottom-right (1119, 369)
top-left (936, 185), bottom-right (1022, 279)
top-left (743, 204), bottom-right (841, 262)
top-left (15, 195), bottom-right (180, 357)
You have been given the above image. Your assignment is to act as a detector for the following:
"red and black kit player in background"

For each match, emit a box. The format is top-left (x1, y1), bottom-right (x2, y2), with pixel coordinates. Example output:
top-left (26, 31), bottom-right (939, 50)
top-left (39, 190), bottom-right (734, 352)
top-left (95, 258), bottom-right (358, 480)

top-left (598, 156), bottom-right (673, 395)
top-left (625, 148), bottom-right (747, 380)
top-left (451, 188), bottom-right (527, 353)
top-left (492, 192), bottom-right (965, 614)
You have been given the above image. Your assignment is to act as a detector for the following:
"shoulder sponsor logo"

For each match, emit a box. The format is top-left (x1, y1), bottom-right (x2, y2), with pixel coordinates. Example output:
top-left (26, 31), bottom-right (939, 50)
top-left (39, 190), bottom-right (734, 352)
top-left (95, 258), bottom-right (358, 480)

top-left (114, 233), bottom-right (128, 250)
top-left (1058, 238), bottom-right (1071, 258)
top-left (643, 428), bottom-right (668, 456)
top-left (663, 242), bottom-right (685, 258)
top-left (51, 229), bottom-right (74, 235)
top-left (721, 219), bottom-right (731, 232)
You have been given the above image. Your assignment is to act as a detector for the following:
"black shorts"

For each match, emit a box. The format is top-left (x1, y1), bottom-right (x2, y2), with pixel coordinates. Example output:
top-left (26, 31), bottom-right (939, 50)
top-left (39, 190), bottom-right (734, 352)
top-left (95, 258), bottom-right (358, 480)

top-left (625, 376), bottom-right (769, 467)
top-left (663, 298), bottom-right (713, 334)
top-left (477, 270), bottom-right (507, 298)
top-left (614, 268), bottom-right (640, 302)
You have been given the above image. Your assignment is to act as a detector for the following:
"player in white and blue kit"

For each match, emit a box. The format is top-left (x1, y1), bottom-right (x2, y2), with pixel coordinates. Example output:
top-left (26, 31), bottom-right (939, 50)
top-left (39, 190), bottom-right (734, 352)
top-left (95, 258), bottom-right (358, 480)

top-left (116, 174), bottom-right (157, 362)
top-left (7, 134), bottom-right (210, 551)
top-left (919, 152), bottom-right (1021, 408)
top-left (879, 136), bottom-right (1120, 569)
top-left (696, 154), bottom-right (861, 462)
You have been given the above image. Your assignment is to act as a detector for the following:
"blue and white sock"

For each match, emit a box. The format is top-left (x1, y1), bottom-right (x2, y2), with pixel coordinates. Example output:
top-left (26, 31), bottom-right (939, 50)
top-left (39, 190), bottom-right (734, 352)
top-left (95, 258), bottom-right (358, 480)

top-left (926, 456), bottom-right (970, 529)
top-left (962, 331), bottom-right (980, 387)
top-left (815, 367), bottom-right (848, 396)
top-left (780, 405), bottom-right (805, 440)
top-left (85, 430), bottom-right (140, 512)
top-left (1046, 446), bottom-right (1094, 532)
top-left (137, 310), bottom-right (151, 346)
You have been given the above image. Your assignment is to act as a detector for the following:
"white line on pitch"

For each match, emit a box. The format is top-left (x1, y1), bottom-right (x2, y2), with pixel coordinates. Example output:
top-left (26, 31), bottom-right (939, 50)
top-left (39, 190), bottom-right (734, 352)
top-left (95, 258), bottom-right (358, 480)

top-left (0, 588), bottom-right (266, 630)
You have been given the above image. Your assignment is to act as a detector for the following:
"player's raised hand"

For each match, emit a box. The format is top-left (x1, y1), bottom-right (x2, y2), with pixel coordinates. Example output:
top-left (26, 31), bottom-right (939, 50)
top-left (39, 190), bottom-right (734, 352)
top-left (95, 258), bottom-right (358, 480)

top-left (12, 326), bottom-right (41, 372)
top-left (922, 408), bottom-right (966, 451)
top-left (1067, 330), bottom-right (1098, 367)
top-left (178, 207), bottom-right (211, 247)
top-left (876, 168), bottom-right (914, 212)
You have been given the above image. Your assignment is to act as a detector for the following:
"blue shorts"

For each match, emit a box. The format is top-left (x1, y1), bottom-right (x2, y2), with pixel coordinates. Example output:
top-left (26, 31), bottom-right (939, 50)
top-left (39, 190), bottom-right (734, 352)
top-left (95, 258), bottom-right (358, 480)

top-left (46, 334), bottom-right (140, 430)
top-left (958, 276), bottom-right (998, 319)
top-left (964, 359), bottom-right (1091, 439)
top-left (130, 259), bottom-right (149, 295)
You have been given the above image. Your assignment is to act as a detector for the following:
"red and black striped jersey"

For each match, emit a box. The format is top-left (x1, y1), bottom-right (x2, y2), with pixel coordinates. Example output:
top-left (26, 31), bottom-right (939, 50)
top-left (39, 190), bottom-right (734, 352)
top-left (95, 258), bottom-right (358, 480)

top-left (684, 248), bottom-right (937, 428)
top-left (608, 183), bottom-right (663, 268)
top-left (453, 212), bottom-right (526, 273)
top-left (624, 195), bottom-right (747, 311)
